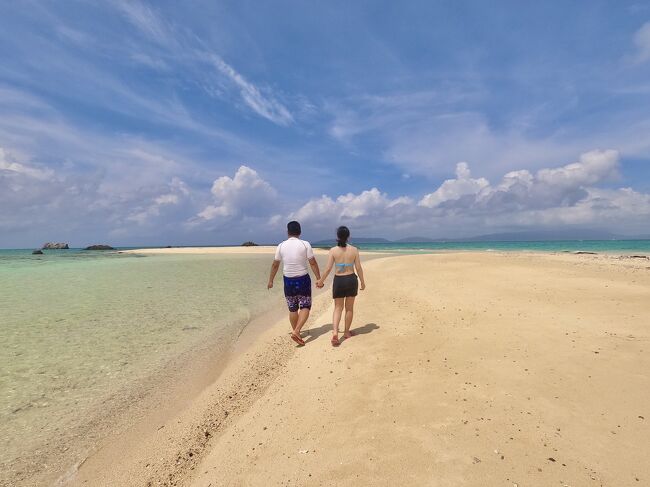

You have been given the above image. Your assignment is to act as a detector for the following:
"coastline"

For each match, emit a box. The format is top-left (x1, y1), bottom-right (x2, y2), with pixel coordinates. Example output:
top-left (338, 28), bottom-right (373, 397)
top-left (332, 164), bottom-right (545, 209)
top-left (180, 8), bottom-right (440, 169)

top-left (59, 250), bottom-right (650, 486)
top-left (64, 254), bottom-right (349, 486)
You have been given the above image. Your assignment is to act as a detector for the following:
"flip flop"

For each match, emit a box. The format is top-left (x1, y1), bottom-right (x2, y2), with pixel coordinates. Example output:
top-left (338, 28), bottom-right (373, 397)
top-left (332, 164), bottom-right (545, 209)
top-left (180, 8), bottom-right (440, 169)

top-left (331, 335), bottom-right (340, 347)
top-left (291, 334), bottom-right (305, 346)
top-left (345, 330), bottom-right (356, 338)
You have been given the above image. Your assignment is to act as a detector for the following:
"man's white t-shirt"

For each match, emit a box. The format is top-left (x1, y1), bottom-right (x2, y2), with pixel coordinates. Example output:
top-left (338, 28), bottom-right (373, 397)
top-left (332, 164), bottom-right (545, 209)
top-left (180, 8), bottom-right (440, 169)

top-left (274, 237), bottom-right (314, 277)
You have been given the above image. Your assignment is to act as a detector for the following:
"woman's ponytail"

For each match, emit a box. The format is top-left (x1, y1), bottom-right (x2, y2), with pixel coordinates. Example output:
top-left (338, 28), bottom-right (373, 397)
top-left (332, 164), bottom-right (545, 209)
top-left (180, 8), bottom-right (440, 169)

top-left (336, 226), bottom-right (350, 247)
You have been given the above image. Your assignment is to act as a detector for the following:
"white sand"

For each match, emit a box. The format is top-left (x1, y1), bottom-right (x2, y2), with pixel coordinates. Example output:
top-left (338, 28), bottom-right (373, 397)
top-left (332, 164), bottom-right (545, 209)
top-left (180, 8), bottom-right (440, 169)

top-left (68, 252), bottom-right (650, 487)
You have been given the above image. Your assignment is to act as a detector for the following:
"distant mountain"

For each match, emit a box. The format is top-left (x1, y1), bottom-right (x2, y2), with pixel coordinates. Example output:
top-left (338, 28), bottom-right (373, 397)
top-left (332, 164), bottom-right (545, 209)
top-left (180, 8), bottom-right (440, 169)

top-left (313, 229), bottom-right (649, 246)
top-left (464, 229), bottom-right (623, 242)
top-left (395, 236), bottom-right (442, 243)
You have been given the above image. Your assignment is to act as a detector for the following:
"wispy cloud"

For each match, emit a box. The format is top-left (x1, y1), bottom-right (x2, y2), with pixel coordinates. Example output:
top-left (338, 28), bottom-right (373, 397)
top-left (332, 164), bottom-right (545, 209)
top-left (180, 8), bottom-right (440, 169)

top-left (209, 55), bottom-right (294, 126)
top-left (115, 0), bottom-right (171, 46)
top-left (633, 21), bottom-right (650, 64)
top-left (113, 1), bottom-right (295, 126)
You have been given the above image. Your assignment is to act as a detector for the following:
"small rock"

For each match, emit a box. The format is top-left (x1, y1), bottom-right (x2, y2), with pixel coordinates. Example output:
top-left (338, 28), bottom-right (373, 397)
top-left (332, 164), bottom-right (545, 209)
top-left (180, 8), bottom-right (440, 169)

top-left (42, 242), bottom-right (69, 249)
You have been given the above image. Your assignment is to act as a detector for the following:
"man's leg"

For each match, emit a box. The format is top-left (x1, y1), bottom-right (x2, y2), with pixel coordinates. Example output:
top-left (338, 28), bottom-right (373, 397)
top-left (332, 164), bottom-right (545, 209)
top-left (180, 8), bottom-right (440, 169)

top-left (293, 307), bottom-right (310, 336)
top-left (289, 311), bottom-right (299, 331)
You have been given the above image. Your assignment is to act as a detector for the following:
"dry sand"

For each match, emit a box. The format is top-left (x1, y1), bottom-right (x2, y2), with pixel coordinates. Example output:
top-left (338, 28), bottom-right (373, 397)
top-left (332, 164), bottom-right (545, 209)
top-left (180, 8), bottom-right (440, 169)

top-left (119, 246), bottom-right (328, 255)
top-left (69, 251), bottom-right (649, 487)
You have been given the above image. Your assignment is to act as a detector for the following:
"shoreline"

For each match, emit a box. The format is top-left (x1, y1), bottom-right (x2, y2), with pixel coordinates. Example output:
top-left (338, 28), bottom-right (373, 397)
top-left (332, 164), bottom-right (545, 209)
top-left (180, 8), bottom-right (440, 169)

top-left (187, 251), bottom-right (649, 486)
top-left (10, 251), bottom-right (649, 486)
top-left (59, 251), bottom-right (387, 486)
top-left (119, 245), bottom-right (649, 259)
top-left (64, 254), bottom-right (366, 486)
top-left (95, 252), bottom-right (649, 485)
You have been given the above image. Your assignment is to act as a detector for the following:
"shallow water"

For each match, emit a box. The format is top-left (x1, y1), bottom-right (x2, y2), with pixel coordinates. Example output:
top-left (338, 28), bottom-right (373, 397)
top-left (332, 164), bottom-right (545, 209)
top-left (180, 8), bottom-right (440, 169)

top-left (0, 250), bottom-right (283, 479)
top-left (346, 239), bottom-right (650, 253)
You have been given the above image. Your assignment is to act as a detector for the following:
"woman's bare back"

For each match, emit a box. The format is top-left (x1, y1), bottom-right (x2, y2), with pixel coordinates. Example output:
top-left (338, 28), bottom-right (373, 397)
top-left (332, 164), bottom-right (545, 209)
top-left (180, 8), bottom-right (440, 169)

top-left (330, 244), bottom-right (358, 275)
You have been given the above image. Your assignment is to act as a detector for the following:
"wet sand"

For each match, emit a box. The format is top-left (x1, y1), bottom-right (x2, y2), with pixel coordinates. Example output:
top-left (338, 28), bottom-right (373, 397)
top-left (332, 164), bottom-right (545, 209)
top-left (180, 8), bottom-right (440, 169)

top-left (68, 251), bottom-right (649, 486)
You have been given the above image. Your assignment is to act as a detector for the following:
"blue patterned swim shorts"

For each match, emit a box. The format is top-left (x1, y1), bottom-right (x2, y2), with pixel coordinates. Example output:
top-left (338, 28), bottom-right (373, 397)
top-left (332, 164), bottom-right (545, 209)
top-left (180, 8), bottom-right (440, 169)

top-left (283, 274), bottom-right (312, 312)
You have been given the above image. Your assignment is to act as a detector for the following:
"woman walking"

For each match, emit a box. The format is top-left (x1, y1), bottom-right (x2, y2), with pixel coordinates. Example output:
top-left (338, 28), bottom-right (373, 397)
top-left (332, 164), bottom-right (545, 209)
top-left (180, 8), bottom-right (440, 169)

top-left (316, 226), bottom-right (366, 346)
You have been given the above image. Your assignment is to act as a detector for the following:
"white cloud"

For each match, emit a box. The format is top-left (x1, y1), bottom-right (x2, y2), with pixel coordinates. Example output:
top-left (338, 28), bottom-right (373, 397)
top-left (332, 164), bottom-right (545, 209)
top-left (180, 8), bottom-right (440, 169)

top-left (113, 1), bottom-right (295, 126)
top-left (419, 162), bottom-right (489, 208)
top-left (633, 21), bottom-right (650, 64)
top-left (127, 177), bottom-right (190, 225)
top-left (209, 55), bottom-right (294, 126)
top-left (0, 148), bottom-right (53, 180)
top-left (327, 88), bottom-right (650, 183)
top-left (196, 165), bottom-right (278, 221)
top-left (115, 0), bottom-right (170, 46)
top-left (291, 188), bottom-right (414, 232)
top-left (289, 149), bottom-right (650, 237)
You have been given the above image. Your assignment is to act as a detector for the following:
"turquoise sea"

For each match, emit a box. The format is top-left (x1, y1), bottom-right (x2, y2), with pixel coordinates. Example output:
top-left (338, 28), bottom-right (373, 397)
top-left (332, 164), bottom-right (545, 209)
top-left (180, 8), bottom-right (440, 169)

top-left (347, 239), bottom-right (650, 253)
top-left (0, 249), bottom-right (287, 485)
top-left (1, 240), bottom-right (648, 484)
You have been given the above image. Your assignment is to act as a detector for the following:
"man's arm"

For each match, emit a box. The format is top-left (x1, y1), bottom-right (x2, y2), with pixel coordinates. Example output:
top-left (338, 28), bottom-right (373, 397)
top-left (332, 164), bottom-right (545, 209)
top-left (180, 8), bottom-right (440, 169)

top-left (309, 257), bottom-right (321, 282)
top-left (268, 260), bottom-right (280, 289)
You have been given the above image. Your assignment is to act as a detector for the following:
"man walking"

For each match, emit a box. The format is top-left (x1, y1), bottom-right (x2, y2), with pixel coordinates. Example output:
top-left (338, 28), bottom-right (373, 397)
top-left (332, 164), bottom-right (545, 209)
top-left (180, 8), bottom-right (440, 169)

top-left (268, 221), bottom-right (322, 346)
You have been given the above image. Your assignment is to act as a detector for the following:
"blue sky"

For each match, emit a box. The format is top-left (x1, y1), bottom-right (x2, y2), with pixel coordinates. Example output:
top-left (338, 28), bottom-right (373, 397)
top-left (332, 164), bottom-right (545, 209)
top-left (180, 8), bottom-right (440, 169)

top-left (1, 1), bottom-right (650, 247)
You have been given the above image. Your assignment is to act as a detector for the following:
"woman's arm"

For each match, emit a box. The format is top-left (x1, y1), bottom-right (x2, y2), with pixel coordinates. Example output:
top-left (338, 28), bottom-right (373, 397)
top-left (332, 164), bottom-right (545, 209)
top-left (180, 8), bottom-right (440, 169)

top-left (355, 249), bottom-right (365, 290)
top-left (317, 250), bottom-right (335, 286)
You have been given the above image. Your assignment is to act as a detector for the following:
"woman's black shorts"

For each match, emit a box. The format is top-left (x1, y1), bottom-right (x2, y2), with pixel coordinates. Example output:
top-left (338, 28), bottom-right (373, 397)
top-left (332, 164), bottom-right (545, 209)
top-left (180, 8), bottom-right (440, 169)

top-left (332, 274), bottom-right (358, 298)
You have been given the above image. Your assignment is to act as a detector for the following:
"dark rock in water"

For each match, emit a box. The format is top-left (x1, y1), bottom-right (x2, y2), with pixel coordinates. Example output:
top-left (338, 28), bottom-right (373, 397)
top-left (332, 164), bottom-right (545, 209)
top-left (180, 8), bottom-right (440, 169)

top-left (84, 244), bottom-right (115, 250)
top-left (241, 241), bottom-right (258, 247)
top-left (574, 251), bottom-right (597, 255)
top-left (42, 242), bottom-right (69, 249)
top-left (165, 245), bottom-right (173, 248)
top-left (32, 250), bottom-right (44, 255)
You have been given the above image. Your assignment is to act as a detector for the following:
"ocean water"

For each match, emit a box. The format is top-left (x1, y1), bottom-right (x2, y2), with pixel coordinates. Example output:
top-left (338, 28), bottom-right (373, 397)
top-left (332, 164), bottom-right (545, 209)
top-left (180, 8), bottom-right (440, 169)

top-left (0, 249), bottom-right (285, 484)
top-left (347, 239), bottom-right (650, 253)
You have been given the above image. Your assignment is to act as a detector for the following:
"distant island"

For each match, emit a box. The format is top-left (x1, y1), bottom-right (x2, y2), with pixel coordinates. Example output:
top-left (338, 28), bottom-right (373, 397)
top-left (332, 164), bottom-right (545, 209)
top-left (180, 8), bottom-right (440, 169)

top-left (313, 229), bottom-right (650, 246)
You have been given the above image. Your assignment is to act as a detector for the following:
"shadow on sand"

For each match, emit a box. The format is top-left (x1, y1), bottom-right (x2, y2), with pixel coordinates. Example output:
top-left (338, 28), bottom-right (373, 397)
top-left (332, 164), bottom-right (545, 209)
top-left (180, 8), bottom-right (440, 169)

top-left (304, 322), bottom-right (379, 343)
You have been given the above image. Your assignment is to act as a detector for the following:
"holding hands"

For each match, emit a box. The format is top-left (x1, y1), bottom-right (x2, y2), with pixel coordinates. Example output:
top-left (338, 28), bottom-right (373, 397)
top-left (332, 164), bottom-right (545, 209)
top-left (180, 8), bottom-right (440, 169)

top-left (315, 279), bottom-right (324, 288)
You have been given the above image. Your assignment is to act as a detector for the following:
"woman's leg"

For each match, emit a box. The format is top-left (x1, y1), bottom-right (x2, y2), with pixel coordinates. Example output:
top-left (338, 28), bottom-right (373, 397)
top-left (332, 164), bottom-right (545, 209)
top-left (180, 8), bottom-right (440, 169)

top-left (332, 298), bottom-right (345, 338)
top-left (343, 296), bottom-right (355, 337)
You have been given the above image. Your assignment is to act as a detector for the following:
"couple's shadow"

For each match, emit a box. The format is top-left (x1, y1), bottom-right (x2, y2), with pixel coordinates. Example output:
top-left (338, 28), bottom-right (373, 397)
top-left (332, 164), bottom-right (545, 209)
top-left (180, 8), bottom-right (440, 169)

top-left (303, 322), bottom-right (379, 343)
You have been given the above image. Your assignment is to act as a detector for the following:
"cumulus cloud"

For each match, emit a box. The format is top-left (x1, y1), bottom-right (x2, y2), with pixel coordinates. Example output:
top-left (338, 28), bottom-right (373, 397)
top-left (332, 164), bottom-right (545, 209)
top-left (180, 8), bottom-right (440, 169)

top-left (196, 165), bottom-right (279, 221)
top-left (292, 188), bottom-right (412, 224)
top-left (633, 21), bottom-right (650, 64)
top-left (417, 149), bottom-right (620, 212)
top-left (289, 149), bottom-right (650, 237)
top-left (419, 162), bottom-right (489, 208)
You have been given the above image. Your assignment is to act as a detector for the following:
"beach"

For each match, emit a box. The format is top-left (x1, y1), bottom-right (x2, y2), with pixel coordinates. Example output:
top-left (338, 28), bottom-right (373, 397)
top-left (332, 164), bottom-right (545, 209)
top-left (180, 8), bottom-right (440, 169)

top-left (60, 249), bottom-right (650, 487)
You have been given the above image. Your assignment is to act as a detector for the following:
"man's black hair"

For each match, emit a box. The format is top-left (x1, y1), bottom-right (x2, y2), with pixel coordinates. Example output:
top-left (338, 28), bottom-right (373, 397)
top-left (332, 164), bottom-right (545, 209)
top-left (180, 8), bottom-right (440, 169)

top-left (287, 221), bottom-right (301, 236)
